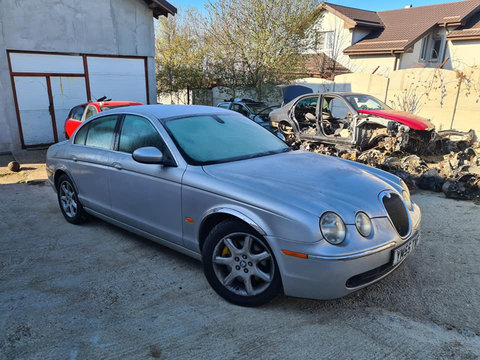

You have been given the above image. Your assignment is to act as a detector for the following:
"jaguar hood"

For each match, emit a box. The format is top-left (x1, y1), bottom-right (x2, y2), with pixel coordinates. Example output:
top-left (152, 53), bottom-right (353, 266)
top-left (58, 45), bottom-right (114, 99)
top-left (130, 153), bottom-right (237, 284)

top-left (202, 151), bottom-right (400, 223)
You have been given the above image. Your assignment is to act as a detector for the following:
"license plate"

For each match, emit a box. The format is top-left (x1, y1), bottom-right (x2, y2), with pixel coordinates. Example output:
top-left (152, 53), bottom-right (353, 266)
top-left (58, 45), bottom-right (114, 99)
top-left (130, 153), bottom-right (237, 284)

top-left (392, 235), bottom-right (420, 265)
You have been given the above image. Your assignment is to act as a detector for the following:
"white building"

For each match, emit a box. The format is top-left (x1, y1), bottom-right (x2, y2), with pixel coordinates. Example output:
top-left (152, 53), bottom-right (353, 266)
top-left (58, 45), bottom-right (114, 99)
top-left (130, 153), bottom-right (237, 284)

top-left (304, 1), bottom-right (480, 77)
top-left (0, 0), bottom-right (176, 152)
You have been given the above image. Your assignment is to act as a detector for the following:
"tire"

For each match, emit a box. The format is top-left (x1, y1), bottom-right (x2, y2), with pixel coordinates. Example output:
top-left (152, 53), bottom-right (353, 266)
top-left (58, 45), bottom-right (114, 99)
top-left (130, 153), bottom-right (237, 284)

top-left (56, 174), bottom-right (88, 225)
top-left (202, 219), bottom-right (282, 307)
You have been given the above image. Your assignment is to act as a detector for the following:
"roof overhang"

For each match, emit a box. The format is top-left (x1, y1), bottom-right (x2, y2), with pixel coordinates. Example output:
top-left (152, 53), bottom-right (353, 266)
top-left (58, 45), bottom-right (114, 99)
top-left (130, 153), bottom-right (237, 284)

top-left (143, 0), bottom-right (177, 18)
top-left (323, 3), bottom-right (384, 30)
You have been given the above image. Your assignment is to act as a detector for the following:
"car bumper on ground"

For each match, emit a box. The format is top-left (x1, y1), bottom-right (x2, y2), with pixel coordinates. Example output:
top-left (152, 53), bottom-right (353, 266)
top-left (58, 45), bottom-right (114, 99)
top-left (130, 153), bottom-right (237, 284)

top-left (268, 209), bottom-right (421, 300)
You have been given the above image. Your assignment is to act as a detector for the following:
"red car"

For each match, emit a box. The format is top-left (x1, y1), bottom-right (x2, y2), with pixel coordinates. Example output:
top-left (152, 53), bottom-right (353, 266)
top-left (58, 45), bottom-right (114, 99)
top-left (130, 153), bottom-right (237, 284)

top-left (64, 100), bottom-right (142, 139)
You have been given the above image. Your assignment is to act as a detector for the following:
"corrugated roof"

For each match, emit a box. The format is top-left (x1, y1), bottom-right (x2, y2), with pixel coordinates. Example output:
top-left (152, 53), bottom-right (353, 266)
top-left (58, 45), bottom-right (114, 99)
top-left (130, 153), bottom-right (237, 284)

top-left (324, 0), bottom-right (480, 54)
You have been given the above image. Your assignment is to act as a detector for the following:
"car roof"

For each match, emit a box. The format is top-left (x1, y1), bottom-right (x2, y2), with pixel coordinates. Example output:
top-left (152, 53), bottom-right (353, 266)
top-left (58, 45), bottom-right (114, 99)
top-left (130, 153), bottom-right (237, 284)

top-left (103, 104), bottom-right (233, 120)
top-left (90, 101), bottom-right (143, 107)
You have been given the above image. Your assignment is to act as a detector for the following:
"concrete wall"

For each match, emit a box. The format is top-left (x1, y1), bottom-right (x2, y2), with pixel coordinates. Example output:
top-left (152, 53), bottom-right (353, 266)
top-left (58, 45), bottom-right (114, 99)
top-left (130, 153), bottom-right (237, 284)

top-left (385, 68), bottom-right (459, 130)
top-left (452, 66), bottom-right (480, 131)
top-left (293, 78), bottom-right (334, 93)
top-left (298, 67), bottom-right (480, 134)
top-left (0, 0), bottom-right (156, 153)
top-left (447, 40), bottom-right (480, 70)
top-left (333, 73), bottom-right (389, 102)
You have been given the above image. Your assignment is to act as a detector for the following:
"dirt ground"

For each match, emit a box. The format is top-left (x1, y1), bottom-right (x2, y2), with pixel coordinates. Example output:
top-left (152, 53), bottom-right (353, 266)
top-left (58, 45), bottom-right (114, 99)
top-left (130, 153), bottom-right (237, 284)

top-left (0, 150), bottom-right (47, 185)
top-left (0, 182), bottom-right (479, 359)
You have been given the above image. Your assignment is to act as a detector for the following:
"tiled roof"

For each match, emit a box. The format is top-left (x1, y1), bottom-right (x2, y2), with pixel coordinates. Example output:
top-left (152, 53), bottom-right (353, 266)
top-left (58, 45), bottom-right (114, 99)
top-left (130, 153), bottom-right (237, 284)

top-left (325, 3), bottom-right (384, 28)
top-left (447, 11), bottom-right (480, 39)
top-left (323, 1), bottom-right (480, 54)
top-left (293, 54), bottom-right (350, 79)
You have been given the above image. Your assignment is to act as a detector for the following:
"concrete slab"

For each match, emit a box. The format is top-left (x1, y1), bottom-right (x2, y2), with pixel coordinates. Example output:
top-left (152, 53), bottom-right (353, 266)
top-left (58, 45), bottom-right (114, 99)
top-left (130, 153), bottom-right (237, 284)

top-left (0, 185), bottom-right (479, 359)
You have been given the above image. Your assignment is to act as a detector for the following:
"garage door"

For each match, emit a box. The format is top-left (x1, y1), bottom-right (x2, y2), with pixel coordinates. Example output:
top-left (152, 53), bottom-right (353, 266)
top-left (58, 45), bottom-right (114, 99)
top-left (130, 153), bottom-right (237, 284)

top-left (8, 51), bottom-right (148, 147)
top-left (87, 57), bottom-right (147, 104)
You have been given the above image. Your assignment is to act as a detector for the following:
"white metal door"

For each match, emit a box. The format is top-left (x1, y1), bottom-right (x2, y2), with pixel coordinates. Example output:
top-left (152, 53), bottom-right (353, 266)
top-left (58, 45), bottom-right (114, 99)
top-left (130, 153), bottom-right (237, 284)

top-left (51, 76), bottom-right (88, 141)
top-left (13, 77), bottom-right (54, 146)
top-left (87, 57), bottom-right (147, 103)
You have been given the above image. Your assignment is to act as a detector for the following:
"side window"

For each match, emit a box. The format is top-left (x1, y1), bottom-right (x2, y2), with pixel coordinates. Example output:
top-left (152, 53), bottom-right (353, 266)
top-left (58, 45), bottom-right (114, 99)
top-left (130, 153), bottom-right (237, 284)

top-left (218, 103), bottom-right (229, 109)
top-left (69, 105), bottom-right (85, 120)
top-left (118, 115), bottom-right (165, 154)
top-left (83, 105), bottom-right (98, 121)
top-left (231, 104), bottom-right (249, 116)
top-left (295, 96), bottom-right (318, 111)
top-left (328, 98), bottom-right (350, 120)
top-left (85, 116), bottom-right (118, 150)
top-left (74, 123), bottom-right (89, 145)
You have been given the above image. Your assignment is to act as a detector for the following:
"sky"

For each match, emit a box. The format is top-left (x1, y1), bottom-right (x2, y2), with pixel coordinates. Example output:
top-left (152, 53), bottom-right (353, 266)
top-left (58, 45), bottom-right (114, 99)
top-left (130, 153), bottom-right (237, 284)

top-left (168, 0), bottom-right (468, 13)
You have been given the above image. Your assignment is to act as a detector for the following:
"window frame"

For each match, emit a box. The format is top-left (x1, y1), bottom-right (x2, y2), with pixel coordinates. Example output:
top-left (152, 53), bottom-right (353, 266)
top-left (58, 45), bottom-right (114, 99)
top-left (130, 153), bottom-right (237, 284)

top-left (81, 104), bottom-right (99, 122)
top-left (68, 105), bottom-right (86, 121)
top-left (73, 114), bottom-right (120, 150)
top-left (420, 32), bottom-right (443, 63)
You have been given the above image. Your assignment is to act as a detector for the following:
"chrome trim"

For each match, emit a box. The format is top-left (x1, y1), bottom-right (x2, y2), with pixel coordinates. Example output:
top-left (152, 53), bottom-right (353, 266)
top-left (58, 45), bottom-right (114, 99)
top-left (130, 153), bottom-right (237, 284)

top-left (202, 207), bottom-right (267, 236)
top-left (378, 190), bottom-right (412, 239)
top-left (309, 241), bottom-right (397, 261)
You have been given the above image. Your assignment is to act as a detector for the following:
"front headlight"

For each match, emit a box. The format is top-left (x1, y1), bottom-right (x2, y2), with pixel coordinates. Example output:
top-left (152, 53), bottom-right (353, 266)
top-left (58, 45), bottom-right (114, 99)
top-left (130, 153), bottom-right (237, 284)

top-left (400, 180), bottom-right (413, 210)
top-left (320, 212), bottom-right (346, 245)
top-left (355, 212), bottom-right (372, 237)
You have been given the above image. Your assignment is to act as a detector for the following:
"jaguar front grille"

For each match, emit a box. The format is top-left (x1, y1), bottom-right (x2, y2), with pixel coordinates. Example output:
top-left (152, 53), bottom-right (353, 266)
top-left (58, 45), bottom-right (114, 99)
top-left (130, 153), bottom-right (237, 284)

top-left (382, 192), bottom-right (409, 237)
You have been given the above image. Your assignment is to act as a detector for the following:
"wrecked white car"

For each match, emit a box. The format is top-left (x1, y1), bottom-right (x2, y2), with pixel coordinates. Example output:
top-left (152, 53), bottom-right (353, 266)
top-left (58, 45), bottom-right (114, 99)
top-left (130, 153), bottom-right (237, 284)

top-left (269, 85), bottom-right (435, 150)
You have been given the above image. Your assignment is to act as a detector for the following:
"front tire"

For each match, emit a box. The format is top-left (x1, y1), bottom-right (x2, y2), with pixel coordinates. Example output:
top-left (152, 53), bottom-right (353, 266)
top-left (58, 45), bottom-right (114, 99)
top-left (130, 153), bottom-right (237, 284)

top-left (202, 220), bottom-right (282, 306)
top-left (57, 174), bottom-right (88, 225)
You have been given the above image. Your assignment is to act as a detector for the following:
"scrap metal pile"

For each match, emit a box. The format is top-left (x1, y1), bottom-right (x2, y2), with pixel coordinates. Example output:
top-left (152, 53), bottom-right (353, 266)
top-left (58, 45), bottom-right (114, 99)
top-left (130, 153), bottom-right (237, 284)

top-left (292, 129), bottom-right (480, 202)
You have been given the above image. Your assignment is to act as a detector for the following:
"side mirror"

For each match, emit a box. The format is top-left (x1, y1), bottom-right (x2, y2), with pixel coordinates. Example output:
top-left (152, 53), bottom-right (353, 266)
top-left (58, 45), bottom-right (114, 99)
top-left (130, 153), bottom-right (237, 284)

top-left (132, 147), bottom-right (164, 164)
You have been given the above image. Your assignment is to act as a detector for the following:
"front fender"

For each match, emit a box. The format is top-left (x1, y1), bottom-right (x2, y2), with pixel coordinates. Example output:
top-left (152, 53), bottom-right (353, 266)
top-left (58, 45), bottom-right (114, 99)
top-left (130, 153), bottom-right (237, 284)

top-left (200, 206), bottom-right (270, 236)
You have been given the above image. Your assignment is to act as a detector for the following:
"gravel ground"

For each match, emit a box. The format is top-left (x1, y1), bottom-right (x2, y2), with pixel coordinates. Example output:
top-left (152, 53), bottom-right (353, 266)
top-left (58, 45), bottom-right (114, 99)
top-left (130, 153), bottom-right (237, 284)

top-left (0, 150), bottom-right (47, 185)
top-left (0, 183), bottom-right (479, 360)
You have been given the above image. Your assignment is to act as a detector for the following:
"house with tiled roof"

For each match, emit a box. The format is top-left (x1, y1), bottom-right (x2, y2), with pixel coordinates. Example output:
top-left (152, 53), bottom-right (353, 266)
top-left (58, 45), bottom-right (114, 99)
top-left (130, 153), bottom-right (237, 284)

top-left (303, 0), bottom-right (480, 76)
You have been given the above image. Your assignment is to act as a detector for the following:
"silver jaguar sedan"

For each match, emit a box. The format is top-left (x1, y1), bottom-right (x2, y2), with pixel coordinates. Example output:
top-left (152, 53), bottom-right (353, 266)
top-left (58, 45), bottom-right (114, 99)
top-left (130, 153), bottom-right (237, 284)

top-left (46, 105), bottom-right (421, 307)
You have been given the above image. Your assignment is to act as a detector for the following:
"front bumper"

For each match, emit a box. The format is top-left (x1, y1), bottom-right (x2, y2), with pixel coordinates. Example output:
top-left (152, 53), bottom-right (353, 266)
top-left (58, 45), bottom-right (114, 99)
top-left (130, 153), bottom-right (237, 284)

top-left (267, 207), bottom-right (421, 300)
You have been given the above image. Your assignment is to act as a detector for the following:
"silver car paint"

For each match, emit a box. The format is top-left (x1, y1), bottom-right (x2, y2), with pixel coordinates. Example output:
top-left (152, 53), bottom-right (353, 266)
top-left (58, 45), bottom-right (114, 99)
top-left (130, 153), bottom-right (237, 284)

top-left (46, 105), bottom-right (421, 300)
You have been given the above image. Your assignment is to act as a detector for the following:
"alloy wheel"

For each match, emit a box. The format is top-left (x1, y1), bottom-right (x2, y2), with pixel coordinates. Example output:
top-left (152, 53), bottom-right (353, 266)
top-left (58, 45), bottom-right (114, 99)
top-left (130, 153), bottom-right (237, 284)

top-left (212, 232), bottom-right (274, 297)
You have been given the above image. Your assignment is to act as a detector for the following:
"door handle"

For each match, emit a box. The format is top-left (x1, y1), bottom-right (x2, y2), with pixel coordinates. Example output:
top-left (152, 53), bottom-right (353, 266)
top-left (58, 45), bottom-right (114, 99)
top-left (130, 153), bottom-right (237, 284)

top-left (72, 156), bottom-right (78, 162)
top-left (112, 162), bottom-right (122, 170)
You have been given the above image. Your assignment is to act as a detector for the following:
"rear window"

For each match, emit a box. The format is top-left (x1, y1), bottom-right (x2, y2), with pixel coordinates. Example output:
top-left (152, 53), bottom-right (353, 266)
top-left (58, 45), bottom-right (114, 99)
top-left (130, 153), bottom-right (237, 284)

top-left (69, 105), bottom-right (85, 121)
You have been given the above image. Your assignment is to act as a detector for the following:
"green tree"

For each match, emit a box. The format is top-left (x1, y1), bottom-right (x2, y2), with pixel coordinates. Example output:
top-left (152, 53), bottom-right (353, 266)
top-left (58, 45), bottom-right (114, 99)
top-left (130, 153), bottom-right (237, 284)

top-left (203, 0), bottom-right (317, 100)
top-left (155, 9), bottom-right (209, 102)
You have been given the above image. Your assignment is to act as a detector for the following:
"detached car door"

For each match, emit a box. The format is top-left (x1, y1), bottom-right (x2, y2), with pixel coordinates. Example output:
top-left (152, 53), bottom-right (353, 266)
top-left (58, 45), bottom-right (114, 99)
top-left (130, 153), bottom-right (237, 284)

top-left (108, 114), bottom-right (184, 245)
top-left (69, 114), bottom-right (119, 216)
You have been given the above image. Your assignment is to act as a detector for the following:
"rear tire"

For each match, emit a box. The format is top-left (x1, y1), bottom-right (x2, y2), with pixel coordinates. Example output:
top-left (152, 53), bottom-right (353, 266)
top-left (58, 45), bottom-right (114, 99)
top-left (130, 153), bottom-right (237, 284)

top-left (56, 174), bottom-right (88, 225)
top-left (202, 219), bottom-right (282, 307)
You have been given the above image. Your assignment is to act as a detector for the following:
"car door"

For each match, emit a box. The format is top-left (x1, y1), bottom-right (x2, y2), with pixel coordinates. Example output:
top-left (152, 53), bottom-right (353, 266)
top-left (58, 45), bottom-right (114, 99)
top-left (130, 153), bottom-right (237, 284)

top-left (69, 114), bottom-right (119, 216)
top-left (319, 95), bottom-right (357, 143)
top-left (108, 114), bottom-right (185, 245)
